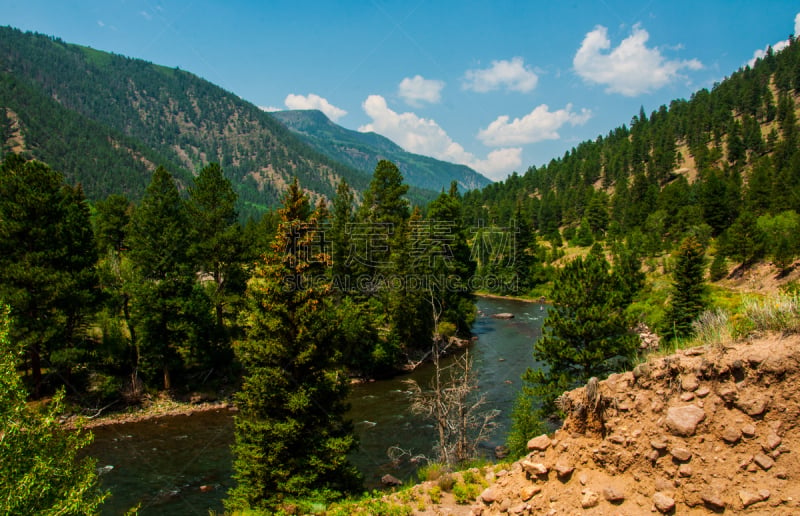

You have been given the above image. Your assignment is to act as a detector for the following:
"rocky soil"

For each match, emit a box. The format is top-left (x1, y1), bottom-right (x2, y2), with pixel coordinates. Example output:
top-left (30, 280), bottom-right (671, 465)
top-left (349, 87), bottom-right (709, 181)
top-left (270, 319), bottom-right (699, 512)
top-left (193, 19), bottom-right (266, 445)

top-left (399, 333), bottom-right (800, 514)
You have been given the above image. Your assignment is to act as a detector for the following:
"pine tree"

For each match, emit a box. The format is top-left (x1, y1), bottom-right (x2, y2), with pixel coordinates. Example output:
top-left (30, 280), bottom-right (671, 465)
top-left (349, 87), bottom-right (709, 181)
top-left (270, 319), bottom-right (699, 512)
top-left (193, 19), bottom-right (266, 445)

top-left (226, 179), bottom-right (360, 512)
top-left (127, 166), bottom-right (210, 389)
top-left (522, 254), bottom-right (637, 413)
top-left (665, 236), bottom-right (708, 339)
top-left (0, 155), bottom-right (98, 396)
top-left (186, 163), bottom-right (245, 356)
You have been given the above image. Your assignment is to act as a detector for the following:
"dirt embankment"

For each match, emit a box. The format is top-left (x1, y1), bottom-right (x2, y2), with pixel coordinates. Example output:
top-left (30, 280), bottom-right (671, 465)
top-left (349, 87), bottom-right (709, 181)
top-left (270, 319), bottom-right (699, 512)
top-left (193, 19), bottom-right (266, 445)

top-left (405, 334), bottom-right (800, 515)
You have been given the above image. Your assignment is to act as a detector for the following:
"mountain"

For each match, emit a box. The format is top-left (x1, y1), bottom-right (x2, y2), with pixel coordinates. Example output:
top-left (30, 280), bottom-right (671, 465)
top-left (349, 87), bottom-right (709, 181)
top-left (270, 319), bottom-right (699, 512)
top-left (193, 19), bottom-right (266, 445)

top-left (271, 109), bottom-right (493, 192)
top-left (0, 27), bottom-right (440, 217)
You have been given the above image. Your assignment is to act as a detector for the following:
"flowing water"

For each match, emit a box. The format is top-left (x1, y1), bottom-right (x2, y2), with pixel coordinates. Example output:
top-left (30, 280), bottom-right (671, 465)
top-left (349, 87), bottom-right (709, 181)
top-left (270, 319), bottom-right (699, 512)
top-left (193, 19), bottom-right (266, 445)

top-left (86, 297), bottom-right (546, 515)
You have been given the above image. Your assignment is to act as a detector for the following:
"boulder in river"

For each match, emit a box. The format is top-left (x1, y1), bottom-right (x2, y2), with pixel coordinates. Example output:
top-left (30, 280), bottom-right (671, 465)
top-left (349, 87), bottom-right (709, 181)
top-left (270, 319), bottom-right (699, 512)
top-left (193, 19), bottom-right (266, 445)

top-left (491, 313), bottom-right (514, 319)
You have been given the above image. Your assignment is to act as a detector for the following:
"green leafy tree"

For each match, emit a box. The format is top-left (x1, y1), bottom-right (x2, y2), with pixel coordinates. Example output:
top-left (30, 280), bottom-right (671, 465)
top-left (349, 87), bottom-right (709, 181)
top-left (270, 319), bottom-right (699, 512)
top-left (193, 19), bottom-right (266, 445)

top-left (757, 210), bottom-right (800, 270)
top-left (226, 179), bottom-right (360, 512)
top-left (522, 254), bottom-right (637, 414)
top-left (664, 236), bottom-right (708, 339)
top-left (0, 305), bottom-right (108, 514)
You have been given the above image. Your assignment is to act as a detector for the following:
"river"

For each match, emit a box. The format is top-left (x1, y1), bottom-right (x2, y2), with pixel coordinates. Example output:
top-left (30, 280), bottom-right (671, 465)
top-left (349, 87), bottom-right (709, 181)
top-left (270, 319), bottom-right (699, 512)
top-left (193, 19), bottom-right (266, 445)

top-left (86, 296), bottom-right (546, 515)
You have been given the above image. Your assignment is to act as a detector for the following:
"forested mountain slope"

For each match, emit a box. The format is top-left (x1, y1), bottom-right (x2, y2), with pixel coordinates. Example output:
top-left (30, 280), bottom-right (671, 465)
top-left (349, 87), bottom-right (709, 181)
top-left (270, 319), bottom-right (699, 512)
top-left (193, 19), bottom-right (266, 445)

top-left (271, 109), bottom-right (492, 192)
top-left (0, 27), bottom-right (441, 216)
top-left (463, 38), bottom-right (800, 273)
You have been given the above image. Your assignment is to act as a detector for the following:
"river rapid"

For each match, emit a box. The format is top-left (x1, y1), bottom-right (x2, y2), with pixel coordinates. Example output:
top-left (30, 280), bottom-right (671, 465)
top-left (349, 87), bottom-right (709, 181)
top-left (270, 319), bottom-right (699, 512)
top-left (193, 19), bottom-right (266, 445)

top-left (86, 296), bottom-right (546, 515)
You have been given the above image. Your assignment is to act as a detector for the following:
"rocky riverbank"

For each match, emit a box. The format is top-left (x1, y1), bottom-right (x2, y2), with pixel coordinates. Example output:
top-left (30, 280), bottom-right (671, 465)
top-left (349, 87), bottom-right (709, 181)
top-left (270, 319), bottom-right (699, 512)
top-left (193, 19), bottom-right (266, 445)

top-left (392, 333), bottom-right (800, 514)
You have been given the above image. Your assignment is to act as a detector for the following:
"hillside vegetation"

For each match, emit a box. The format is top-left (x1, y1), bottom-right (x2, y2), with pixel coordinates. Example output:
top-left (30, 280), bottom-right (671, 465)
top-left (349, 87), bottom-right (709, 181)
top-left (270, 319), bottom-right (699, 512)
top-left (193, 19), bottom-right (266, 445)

top-left (0, 27), bottom-right (450, 217)
top-left (463, 39), bottom-right (800, 326)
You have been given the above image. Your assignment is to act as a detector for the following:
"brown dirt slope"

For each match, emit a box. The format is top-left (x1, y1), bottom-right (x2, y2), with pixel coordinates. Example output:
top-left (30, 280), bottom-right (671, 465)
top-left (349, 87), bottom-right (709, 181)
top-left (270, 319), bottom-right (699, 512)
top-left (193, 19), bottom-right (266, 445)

top-left (403, 334), bottom-right (800, 515)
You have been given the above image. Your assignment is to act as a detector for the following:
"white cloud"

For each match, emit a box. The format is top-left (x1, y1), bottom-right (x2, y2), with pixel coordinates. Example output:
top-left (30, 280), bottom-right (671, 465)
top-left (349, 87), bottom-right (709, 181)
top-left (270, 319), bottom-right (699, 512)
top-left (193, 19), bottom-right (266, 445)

top-left (359, 94), bottom-right (520, 180)
top-left (259, 106), bottom-right (281, 112)
top-left (463, 57), bottom-right (539, 93)
top-left (748, 12), bottom-right (800, 67)
top-left (284, 93), bottom-right (347, 122)
top-left (398, 75), bottom-right (444, 106)
top-left (139, 10), bottom-right (153, 21)
top-left (573, 24), bottom-right (702, 96)
top-left (478, 104), bottom-right (591, 146)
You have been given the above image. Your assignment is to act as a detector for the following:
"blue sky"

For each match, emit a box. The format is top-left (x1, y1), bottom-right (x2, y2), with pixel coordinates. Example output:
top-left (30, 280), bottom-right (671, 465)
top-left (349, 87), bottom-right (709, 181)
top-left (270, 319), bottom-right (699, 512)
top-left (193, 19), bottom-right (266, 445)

top-left (3, 1), bottom-right (799, 181)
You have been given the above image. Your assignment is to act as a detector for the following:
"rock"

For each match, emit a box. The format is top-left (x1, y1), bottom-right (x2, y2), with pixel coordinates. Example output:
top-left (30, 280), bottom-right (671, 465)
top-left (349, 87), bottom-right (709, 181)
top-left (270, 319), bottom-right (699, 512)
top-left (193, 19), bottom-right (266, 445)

top-left (480, 487), bottom-right (499, 504)
top-left (494, 445), bottom-right (510, 459)
top-left (527, 434), bottom-right (552, 451)
top-left (603, 485), bottom-right (625, 503)
top-left (520, 485), bottom-right (541, 501)
top-left (380, 474), bottom-right (402, 486)
top-left (678, 464), bottom-right (692, 477)
top-left (702, 493), bottom-right (726, 511)
top-left (665, 405), bottom-right (705, 437)
top-left (681, 374), bottom-right (699, 392)
top-left (491, 313), bottom-right (514, 319)
top-left (555, 460), bottom-right (574, 480)
top-left (653, 492), bottom-right (676, 513)
top-left (741, 424), bottom-right (757, 438)
top-left (199, 484), bottom-right (214, 493)
top-left (717, 385), bottom-right (738, 404)
top-left (721, 426), bottom-right (742, 444)
top-left (521, 460), bottom-right (549, 477)
top-left (670, 447), bottom-right (692, 462)
top-left (739, 489), bottom-right (766, 508)
top-left (735, 397), bottom-right (768, 417)
top-left (650, 438), bottom-right (668, 450)
top-left (753, 453), bottom-right (775, 470)
top-left (764, 433), bottom-right (782, 451)
top-left (510, 503), bottom-right (527, 514)
top-left (680, 392), bottom-right (695, 401)
top-left (696, 386), bottom-right (711, 398)
top-left (580, 489), bottom-right (600, 509)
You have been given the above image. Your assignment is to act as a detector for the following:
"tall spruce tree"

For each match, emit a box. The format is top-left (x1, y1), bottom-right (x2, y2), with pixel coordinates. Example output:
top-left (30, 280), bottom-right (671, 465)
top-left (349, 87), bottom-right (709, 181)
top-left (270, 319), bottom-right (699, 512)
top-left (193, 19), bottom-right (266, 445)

top-left (226, 179), bottom-right (360, 512)
top-left (522, 253), bottom-right (637, 413)
top-left (665, 235), bottom-right (708, 339)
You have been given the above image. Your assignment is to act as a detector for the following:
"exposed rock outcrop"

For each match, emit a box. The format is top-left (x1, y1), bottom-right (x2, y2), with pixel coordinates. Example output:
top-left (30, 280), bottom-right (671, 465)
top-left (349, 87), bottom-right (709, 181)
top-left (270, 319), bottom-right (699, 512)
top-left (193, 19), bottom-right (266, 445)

top-left (395, 334), bottom-right (800, 515)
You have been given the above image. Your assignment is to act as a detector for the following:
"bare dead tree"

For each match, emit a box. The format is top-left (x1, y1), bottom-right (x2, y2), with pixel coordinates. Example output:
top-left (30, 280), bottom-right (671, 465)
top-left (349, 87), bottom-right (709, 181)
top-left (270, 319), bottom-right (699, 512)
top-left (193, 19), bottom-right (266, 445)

top-left (405, 348), bottom-right (500, 467)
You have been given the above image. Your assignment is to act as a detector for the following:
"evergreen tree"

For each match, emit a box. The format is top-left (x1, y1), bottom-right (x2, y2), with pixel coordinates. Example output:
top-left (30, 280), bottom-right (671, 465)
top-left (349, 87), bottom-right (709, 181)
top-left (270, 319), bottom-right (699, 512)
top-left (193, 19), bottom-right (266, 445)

top-left (226, 179), bottom-right (360, 512)
top-left (186, 162), bottom-right (245, 358)
top-left (522, 254), bottom-right (637, 413)
top-left (0, 305), bottom-right (108, 514)
top-left (0, 155), bottom-right (98, 396)
top-left (665, 236), bottom-right (708, 339)
top-left (127, 166), bottom-right (210, 389)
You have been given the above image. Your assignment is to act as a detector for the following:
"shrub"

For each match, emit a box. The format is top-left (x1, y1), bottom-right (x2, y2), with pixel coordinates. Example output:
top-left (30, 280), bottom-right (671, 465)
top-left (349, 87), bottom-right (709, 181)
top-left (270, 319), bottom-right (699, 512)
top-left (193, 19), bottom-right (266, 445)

top-left (691, 309), bottom-right (731, 347)
top-left (452, 482), bottom-right (481, 504)
top-left (427, 485), bottom-right (441, 504)
top-left (743, 294), bottom-right (800, 334)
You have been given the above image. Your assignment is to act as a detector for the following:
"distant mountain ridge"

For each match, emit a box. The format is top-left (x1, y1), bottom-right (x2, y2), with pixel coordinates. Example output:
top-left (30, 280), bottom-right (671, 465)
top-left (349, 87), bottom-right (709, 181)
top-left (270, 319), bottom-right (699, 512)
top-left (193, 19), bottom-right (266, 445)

top-left (0, 27), bottom-right (467, 216)
top-left (271, 109), bottom-right (492, 192)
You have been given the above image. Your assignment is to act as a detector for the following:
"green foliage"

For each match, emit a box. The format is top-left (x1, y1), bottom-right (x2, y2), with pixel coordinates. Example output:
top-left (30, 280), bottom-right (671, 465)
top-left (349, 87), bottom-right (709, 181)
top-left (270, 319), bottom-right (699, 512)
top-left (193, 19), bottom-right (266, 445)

top-left (0, 305), bottom-right (108, 514)
top-left (757, 210), bottom-right (800, 270)
top-left (226, 180), bottom-right (360, 512)
top-left (664, 236), bottom-right (708, 339)
top-left (506, 388), bottom-right (546, 459)
top-left (452, 481), bottom-right (481, 505)
top-left (523, 253), bottom-right (638, 413)
top-left (0, 155), bottom-right (100, 395)
top-left (127, 166), bottom-right (212, 389)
